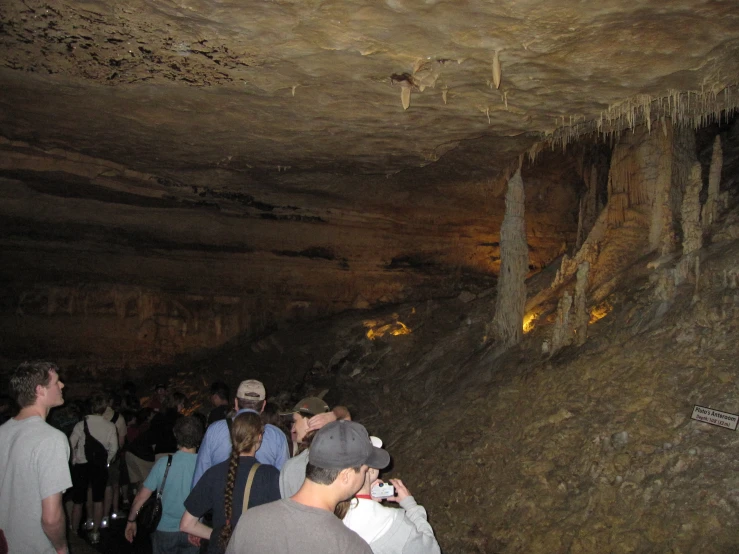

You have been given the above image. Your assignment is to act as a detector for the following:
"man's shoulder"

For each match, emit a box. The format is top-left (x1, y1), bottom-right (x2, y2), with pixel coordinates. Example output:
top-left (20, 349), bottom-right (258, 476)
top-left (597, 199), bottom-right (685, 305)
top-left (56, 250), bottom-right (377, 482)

top-left (282, 449), bottom-right (309, 471)
top-left (263, 422), bottom-right (287, 442)
top-left (0, 417), bottom-right (68, 458)
top-left (13, 416), bottom-right (67, 439)
top-left (244, 498), bottom-right (289, 518)
top-left (240, 500), bottom-right (372, 552)
top-left (205, 418), bottom-right (228, 436)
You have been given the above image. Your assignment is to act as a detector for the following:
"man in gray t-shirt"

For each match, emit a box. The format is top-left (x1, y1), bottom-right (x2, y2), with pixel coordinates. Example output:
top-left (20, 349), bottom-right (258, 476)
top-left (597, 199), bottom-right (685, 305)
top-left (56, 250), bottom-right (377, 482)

top-left (226, 420), bottom-right (390, 554)
top-left (0, 361), bottom-right (72, 554)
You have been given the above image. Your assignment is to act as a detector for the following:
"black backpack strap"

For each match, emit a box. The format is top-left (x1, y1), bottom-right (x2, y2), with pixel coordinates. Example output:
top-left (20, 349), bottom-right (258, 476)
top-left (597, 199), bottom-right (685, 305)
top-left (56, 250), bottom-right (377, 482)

top-left (157, 455), bottom-right (173, 499)
top-left (111, 411), bottom-right (120, 425)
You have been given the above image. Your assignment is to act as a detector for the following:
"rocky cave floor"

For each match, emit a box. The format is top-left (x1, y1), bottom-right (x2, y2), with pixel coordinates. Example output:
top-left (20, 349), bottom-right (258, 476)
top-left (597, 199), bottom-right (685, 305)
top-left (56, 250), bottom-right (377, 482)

top-left (72, 206), bottom-right (739, 554)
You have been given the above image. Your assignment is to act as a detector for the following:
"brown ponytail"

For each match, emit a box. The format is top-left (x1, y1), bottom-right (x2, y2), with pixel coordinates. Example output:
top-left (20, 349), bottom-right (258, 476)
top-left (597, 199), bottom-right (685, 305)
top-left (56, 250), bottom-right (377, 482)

top-left (219, 412), bottom-right (264, 551)
top-left (219, 446), bottom-right (240, 551)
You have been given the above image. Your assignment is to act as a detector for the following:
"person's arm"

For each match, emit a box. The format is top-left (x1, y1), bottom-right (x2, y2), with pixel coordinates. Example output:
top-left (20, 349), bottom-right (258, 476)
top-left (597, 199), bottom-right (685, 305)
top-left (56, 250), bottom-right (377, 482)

top-left (68, 422), bottom-right (82, 459)
top-left (179, 510), bottom-right (212, 540)
top-left (41, 492), bottom-right (68, 554)
top-left (107, 424), bottom-right (119, 463)
top-left (191, 426), bottom-right (213, 488)
top-left (124, 486), bottom-right (154, 543)
top-left (388, 479), bottom-right (441, 554)
top-left (117, 419), bottom-right (127, 449)
top-left (306, 411), bottom-right (337, 431)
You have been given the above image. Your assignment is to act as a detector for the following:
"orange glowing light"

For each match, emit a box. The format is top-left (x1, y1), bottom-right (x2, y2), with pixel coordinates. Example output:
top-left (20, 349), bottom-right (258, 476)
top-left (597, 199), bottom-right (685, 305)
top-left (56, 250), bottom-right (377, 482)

top-left (364, 316), bottom-right (412, 340)
top-left (589, 301), bottom-right (612, 324)
top-left (523, 312), bottom-right (538, 333)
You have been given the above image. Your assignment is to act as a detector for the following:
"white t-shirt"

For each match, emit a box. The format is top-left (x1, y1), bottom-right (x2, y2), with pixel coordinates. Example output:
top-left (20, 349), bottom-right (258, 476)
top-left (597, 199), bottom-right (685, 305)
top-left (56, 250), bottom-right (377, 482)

top-left (0, 416), bottom-right (72, 553)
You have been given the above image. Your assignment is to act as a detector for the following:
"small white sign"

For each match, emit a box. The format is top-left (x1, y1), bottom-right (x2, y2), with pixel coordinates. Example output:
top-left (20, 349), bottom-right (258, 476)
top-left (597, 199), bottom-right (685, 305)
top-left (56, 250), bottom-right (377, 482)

top-left (691, 405), bottom-right (739, 431)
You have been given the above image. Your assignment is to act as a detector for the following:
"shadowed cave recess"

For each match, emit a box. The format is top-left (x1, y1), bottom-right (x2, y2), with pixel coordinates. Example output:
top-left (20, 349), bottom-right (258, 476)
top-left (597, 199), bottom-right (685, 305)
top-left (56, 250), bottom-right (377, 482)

top-left (3, 0), bottom-right (739, 552)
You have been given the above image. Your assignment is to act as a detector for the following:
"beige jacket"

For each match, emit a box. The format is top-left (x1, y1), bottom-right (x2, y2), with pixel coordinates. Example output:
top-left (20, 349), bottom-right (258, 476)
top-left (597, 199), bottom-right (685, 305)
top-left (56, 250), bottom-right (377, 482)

top-left (70, 414), bottom-right (118, 465)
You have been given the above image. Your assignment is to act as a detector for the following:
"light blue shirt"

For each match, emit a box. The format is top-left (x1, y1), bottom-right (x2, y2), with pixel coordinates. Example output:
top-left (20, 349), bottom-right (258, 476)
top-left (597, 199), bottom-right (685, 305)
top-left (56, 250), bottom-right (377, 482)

top-left (191, 408), bottom-right (288, 488)
top-left (143, 451), bottom-right (197, 532)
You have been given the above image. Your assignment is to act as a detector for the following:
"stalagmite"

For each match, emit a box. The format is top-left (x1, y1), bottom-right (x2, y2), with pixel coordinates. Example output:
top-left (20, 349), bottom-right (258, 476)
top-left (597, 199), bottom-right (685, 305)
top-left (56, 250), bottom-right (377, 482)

top-left (492, 168), bottom-right (527, 347)
top-left (550, 291), bottom-right (573, 355)
top-left (573, 262), bottom-right (590, 346)
top-left (681, 162), bottom-right (703, 256)
top-left (701, 135), bottom-right (722, 228)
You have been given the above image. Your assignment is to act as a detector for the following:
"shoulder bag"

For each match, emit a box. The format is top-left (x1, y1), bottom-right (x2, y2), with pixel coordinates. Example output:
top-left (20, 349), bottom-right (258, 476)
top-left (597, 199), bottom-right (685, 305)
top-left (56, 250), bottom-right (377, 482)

top-left (137, 455), bottom-right (173, 532)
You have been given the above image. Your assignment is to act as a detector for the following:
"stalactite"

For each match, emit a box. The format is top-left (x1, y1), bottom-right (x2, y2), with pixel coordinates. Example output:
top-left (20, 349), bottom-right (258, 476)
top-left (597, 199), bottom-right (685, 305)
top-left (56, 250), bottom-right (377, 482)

top-left (681, 162), bottom-right (703, 256)
top-left (701, 135), bottom-right (723, 228)
top-left (573, 262), bottom-right (590, 346)
top-left (492, 168), bottom-right (528, 347)
top-left (550, 291), bottom-right (573, 355)
top-left (542, 84), bottom-right (739, 155)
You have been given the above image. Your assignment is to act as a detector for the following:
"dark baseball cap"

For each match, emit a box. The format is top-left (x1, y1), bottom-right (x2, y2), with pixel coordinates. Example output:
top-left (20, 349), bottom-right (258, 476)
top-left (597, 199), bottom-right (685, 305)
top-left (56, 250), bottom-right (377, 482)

top-left (280, 397), bottom-right (330, 417)
top-left (309, 420), bottom-right (390, 470)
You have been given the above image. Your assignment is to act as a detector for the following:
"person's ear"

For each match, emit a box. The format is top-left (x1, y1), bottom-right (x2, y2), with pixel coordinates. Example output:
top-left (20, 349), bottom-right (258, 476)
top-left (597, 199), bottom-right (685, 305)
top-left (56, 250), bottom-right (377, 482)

top-left (339, 467), bottom-right (353, 485)
top-left (234, 398), bottom-right (239, 411)
top-left (260, 400), bottom-right (266, 414)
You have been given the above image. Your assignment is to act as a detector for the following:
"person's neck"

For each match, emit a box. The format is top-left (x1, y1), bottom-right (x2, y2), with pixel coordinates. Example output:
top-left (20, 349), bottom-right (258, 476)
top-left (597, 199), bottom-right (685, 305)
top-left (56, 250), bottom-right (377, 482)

top-left (15, 404), bottom-right (48, 421)
top-left (179, 446), bottom-right (197, 454)
top-left (291, 480), bottom-right (340, 512)
top-left (239, 448), bottom-right (258, 458)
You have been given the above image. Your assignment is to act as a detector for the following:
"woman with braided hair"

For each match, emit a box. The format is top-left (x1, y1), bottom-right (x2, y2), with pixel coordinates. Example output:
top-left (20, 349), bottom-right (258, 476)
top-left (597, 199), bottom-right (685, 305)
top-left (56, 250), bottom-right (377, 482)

top-left (180, 412), bottom-right (280, 553)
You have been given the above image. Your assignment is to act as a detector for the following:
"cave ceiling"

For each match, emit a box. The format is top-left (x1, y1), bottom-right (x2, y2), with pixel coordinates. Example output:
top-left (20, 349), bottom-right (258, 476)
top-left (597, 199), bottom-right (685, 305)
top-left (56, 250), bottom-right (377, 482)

top-left (1, 0), bottom-right (738, 186)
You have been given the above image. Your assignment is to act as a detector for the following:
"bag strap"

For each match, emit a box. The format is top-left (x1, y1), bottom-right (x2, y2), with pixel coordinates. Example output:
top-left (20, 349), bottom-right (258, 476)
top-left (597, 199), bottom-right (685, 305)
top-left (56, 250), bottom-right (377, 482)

top-left (83, 418), bottom-right (91, 437)
top-left (241, 463), bottom-right (261, 514)
top-left (156, 455), bottom-right (173, 500)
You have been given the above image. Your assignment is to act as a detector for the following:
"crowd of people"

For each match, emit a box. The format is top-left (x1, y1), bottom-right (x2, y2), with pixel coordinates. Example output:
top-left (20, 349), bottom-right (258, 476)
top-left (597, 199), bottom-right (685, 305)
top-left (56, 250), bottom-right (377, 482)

top-left (0, 361), bottom-right (441, 554)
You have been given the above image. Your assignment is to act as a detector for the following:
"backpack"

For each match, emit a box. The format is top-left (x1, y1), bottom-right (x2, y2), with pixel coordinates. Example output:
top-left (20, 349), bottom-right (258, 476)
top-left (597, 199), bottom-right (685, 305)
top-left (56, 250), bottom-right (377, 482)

top-left (83, 418), bottom-right (109, 467)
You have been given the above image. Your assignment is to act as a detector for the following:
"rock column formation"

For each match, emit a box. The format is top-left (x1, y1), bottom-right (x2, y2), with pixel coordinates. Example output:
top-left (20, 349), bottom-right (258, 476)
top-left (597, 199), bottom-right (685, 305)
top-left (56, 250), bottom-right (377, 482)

top-left (492, 168), bottom-right (528, 347)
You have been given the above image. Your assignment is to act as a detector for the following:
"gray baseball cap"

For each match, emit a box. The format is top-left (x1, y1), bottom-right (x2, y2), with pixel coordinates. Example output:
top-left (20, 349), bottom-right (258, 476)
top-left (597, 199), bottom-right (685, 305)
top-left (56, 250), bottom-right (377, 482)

top-left (309, 420), bottom-right (390, 470)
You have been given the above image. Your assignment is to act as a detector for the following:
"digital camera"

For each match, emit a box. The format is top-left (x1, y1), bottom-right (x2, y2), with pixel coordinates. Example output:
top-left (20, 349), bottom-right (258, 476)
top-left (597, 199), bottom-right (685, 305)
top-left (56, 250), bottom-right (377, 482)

top-left (371, 482), bottom-right (395, 499)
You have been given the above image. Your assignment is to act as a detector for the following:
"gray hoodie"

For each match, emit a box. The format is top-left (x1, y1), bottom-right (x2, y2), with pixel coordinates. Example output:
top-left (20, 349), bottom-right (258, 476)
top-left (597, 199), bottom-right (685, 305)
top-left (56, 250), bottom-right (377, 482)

top-left (344, 496), bottom-right (441, 554)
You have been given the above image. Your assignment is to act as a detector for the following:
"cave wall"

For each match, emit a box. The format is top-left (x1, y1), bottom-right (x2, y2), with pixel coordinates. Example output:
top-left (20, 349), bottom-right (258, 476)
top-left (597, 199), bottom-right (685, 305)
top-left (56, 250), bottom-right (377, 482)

top-left (0, 138), bottom-right (579, 374)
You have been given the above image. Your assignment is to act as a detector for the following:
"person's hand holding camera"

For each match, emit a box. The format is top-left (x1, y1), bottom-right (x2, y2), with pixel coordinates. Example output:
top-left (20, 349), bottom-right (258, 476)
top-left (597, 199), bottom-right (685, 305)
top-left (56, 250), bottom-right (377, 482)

top-left (386, 478), bottom-right (411, 503)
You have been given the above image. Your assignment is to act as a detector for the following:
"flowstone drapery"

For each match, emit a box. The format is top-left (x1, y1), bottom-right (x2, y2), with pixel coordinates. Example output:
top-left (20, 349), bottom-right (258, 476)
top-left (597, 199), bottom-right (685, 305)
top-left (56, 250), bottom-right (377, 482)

top-left (492, 168), bottom-right (528, 347)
